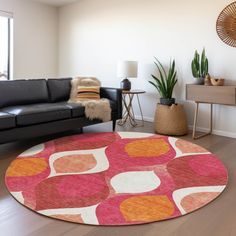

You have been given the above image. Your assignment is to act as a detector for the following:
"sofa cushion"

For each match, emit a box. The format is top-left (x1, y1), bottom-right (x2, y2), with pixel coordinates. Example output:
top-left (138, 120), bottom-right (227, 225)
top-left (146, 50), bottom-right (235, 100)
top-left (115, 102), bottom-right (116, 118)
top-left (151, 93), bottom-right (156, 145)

top-left (2, 103), bottom-right (71, 126)
top-left (0, 79), bottom-right (49, 108)
top-left (47, 78), bottom-right (72, 102)
top-left (62, 102), bottom-right (85, 118)
top-left (0, 112), bottom-right (16, 130)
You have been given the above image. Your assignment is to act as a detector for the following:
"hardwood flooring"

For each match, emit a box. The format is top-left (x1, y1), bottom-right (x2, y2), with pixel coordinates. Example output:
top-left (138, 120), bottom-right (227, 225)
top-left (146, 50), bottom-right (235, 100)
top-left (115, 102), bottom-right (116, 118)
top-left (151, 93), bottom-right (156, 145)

top-left (0, 121), bottom-right (236, 236)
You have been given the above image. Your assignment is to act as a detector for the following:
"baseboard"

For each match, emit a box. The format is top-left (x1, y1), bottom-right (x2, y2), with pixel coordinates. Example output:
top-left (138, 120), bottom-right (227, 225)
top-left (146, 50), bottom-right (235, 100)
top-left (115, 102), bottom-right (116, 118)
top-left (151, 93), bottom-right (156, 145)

top-left (135, 115), bottom-right (236, 139)
top-left (135, 116), bottom-right (154, 123)
top-left (188, 125), bottom-right (236, 139)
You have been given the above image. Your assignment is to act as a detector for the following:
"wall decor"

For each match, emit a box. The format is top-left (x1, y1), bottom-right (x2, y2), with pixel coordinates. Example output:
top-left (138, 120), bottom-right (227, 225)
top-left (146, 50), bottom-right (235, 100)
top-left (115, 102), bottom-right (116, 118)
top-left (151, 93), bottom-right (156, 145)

top-left (216, 2), bottom-right (236, 47)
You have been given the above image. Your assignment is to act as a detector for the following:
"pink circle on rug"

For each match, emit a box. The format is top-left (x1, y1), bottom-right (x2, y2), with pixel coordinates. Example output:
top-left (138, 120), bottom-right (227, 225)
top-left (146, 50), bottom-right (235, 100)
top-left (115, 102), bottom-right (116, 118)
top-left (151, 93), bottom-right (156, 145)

top-left (5, 132), bottom-right (228, 225)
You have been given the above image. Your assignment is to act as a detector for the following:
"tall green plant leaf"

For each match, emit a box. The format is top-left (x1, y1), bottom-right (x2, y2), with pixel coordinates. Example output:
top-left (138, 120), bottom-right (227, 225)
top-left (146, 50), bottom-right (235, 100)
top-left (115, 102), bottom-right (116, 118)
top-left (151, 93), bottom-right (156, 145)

top-left (192, 48), bottom-right (209, 78)
top-left (154, 61), bottom-right (167, 96)
top-left (149, 57), bottom-right (178, 99)
top-left (150, 75), bottom-right (165, 97)
top-left (200, 48), bottom-right (206, 76)
top-left (154, 57), bottom-right (167, 79)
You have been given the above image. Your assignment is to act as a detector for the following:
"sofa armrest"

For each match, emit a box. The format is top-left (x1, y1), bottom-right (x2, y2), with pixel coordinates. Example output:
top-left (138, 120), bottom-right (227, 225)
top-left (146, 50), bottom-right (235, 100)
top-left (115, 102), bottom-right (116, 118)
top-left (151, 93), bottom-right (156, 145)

top-left (100, 87), bottom-right (123, 119)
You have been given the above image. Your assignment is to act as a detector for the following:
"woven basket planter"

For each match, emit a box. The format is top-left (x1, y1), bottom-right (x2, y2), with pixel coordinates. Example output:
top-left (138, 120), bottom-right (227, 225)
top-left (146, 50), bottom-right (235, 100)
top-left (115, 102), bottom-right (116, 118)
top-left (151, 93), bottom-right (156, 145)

top-left (154, 104), bottom-right (188, 136)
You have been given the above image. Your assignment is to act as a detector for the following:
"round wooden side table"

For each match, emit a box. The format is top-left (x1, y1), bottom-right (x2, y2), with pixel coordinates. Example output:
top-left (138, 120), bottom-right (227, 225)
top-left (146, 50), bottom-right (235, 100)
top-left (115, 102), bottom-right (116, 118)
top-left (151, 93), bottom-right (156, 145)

top-left (118, 90), bottom-right (146, 127)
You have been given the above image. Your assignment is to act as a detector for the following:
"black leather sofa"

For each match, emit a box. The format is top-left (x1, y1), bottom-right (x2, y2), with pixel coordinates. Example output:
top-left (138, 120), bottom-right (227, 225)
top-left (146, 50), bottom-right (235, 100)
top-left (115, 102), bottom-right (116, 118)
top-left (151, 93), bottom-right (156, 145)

top-left (0, 78), bottom-right (122, 144)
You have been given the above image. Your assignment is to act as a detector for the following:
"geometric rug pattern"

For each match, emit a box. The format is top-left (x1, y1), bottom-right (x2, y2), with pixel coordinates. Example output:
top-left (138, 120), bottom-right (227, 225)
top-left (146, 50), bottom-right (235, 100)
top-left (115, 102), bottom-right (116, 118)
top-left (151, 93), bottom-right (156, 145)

top-left (5, 132), bottom-right (228, 225)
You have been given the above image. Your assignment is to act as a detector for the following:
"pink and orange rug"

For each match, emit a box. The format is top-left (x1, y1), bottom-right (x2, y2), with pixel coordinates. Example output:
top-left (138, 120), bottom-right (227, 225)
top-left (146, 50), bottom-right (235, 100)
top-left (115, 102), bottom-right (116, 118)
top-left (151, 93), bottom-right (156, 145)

top-left (5, 132), bottom-right (228, 225)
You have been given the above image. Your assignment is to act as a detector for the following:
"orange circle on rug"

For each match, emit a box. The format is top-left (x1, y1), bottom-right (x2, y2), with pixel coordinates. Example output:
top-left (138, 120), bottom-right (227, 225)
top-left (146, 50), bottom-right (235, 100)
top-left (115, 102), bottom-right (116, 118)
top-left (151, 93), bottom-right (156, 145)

top-left (5, 132), bottom-right (228, 225)
top-left (125, 139), bottom-right (170, 157)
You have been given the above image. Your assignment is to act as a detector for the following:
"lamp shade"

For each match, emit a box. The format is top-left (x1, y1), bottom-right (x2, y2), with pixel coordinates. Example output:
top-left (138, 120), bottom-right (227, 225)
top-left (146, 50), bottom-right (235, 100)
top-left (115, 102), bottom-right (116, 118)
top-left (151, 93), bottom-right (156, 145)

top-left (117, 61), bottom-right (138, 78)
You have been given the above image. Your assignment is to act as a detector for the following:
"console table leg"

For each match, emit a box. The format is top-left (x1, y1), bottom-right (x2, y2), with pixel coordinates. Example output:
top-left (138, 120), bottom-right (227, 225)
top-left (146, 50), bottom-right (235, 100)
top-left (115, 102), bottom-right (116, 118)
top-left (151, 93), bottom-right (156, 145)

top-left (192, 102), bottom-right (213, 140)
top-left (192, 102), bottom-right (199, 139)
top-left (210, 103), bottom-right (213, 134)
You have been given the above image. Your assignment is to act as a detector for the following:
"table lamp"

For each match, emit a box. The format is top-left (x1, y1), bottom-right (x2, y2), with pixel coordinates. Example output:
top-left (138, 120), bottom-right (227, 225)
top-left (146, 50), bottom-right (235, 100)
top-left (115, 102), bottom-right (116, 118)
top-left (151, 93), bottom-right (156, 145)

top-left (117, 61), bottom-right (138, 90)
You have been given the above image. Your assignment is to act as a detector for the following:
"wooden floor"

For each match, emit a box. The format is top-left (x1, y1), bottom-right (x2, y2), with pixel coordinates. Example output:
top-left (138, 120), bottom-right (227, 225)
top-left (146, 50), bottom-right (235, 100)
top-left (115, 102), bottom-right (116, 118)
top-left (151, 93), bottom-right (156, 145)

top-left (0, 121), bottom-right (236, 236)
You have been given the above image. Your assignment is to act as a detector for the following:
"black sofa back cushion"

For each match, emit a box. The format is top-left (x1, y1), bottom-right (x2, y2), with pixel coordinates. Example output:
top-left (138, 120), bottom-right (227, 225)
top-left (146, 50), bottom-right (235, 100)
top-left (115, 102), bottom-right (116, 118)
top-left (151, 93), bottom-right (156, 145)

top-left (0, 79), bottom-right (49, 108)
top-left (47, 78), bottom-right (72, 102)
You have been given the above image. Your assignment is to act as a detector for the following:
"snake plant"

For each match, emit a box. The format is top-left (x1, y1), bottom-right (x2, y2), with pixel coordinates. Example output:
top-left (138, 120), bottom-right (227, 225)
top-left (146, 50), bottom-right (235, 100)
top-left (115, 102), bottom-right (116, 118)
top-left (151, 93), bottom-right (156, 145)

top-left (149, 57), bottom-right (177, 99)
top-left (191, 48), bottom-right (208, 78)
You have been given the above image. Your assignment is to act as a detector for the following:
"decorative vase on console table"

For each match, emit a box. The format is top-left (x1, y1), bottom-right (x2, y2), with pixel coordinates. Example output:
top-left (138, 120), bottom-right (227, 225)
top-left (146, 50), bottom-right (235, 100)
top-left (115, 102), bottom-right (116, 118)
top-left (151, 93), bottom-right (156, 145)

top-left (204, 74), bottom-right (212, 86)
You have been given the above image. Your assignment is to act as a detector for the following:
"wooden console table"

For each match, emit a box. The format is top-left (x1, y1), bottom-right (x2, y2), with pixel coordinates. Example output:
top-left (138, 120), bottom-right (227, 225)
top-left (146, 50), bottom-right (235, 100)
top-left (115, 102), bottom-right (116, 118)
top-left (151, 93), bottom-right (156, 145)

top-left (186, 84), bottom-right (236, 139)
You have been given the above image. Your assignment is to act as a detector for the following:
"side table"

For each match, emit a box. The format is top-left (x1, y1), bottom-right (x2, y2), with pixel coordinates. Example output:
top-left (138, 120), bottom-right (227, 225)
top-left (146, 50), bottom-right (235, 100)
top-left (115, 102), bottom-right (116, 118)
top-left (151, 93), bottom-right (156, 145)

top-left (118, 90), bottom-right (145, 127)
top-left (186, 84), bottom-right (236, 139)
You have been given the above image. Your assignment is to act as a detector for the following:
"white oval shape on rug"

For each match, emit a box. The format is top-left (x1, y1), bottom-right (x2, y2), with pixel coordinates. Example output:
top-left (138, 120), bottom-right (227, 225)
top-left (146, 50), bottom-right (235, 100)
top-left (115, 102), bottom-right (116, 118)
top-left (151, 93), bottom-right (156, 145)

top-left (19, 143), bottom-right (45, 157)
top-left (111, 171), bottom-right (161, 194)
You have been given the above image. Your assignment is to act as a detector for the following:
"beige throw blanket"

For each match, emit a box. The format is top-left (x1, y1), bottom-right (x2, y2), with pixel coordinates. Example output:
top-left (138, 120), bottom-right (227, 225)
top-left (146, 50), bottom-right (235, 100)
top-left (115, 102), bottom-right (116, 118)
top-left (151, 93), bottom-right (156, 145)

top-left (68, 77), bottom-right (111, 122)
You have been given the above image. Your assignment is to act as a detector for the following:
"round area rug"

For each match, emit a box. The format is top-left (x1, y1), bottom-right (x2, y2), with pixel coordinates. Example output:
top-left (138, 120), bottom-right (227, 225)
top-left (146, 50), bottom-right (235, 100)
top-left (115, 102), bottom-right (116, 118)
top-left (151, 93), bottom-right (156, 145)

top-left (5, 132), bottom-right (228, 225)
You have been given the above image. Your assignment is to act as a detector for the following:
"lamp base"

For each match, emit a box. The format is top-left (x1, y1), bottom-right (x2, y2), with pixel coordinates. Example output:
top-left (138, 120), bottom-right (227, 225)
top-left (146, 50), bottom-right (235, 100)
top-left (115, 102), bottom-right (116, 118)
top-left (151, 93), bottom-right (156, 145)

top-left (120, 78), bottom-right (131, 90)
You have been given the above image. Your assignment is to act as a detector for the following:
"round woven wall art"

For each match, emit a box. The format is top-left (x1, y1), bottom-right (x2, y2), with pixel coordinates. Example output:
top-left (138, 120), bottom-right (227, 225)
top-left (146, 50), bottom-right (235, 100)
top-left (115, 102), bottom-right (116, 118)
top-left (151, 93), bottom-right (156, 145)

top-left (216, 2), bottom-right (236, 47)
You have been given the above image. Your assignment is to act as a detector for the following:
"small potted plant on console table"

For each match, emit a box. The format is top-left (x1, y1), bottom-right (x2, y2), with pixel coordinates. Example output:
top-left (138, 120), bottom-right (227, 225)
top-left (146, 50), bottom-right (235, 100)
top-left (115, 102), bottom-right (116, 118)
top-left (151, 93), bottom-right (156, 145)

top-left (191, 48), bottom-right (209, 85)
top-left (149, 58), bottom-right (188, 136)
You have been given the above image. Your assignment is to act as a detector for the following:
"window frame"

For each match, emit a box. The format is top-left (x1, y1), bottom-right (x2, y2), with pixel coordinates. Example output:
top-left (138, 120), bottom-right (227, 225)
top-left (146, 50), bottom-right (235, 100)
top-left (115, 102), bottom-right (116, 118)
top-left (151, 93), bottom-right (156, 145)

top-left (0, 10), bottom-right (13, 80)
top-left (7, 18), bottom-right (11, 80)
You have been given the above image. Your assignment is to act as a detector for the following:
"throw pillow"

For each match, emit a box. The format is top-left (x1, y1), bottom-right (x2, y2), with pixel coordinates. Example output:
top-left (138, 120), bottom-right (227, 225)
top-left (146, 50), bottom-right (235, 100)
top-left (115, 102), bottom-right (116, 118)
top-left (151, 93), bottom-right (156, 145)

top-left (68, 77), bottom-right (101, 102)
top-left (77, 86), bottom-right (100, 100)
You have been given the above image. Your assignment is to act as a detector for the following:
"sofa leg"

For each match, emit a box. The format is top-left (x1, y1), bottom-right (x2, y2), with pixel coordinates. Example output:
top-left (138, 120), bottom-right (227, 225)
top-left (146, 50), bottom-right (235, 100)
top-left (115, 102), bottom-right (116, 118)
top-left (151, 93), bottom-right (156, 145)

top-left (112, 119), bottom-right (116, 132)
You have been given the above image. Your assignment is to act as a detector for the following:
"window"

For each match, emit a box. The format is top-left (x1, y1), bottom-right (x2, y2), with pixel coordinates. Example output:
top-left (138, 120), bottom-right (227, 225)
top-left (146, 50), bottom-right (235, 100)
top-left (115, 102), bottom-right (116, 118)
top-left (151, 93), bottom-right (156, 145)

top-left (0, 11), bottom-right (13, 80)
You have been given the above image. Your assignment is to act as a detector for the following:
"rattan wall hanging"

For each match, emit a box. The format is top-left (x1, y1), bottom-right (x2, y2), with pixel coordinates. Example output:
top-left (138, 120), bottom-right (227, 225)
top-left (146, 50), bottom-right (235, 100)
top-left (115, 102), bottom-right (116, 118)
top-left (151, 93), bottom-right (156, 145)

top-left (216, 1), bottom-right (236, 47)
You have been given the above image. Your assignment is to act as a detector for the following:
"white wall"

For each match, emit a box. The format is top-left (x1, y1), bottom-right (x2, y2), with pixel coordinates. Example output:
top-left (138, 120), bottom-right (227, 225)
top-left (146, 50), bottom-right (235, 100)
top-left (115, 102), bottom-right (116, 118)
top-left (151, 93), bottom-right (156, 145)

top-left (58, 0), bottom-right (236, 137)
top-left (0, 0), bottom-right (58, 79)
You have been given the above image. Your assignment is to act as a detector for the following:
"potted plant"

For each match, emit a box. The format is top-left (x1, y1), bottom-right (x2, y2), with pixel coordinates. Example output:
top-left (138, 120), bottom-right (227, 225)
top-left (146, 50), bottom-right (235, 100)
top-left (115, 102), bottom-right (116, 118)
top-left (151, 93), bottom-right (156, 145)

top-left (149, 57), bottom-right (177, 106)
top-left (191, 48), bottom-right (208, 85)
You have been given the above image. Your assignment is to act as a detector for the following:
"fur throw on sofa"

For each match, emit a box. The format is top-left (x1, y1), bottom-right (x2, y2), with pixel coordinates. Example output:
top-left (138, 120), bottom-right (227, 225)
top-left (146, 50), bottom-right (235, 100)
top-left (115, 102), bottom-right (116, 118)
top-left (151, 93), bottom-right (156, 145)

top-left (68, 77), bottom-right (111, 122)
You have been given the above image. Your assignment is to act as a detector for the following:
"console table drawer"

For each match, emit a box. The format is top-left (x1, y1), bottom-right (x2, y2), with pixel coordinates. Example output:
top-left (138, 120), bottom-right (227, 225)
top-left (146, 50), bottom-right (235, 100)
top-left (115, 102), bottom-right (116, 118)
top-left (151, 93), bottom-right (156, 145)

top-left (186, 85), bottom-right (236, 105)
